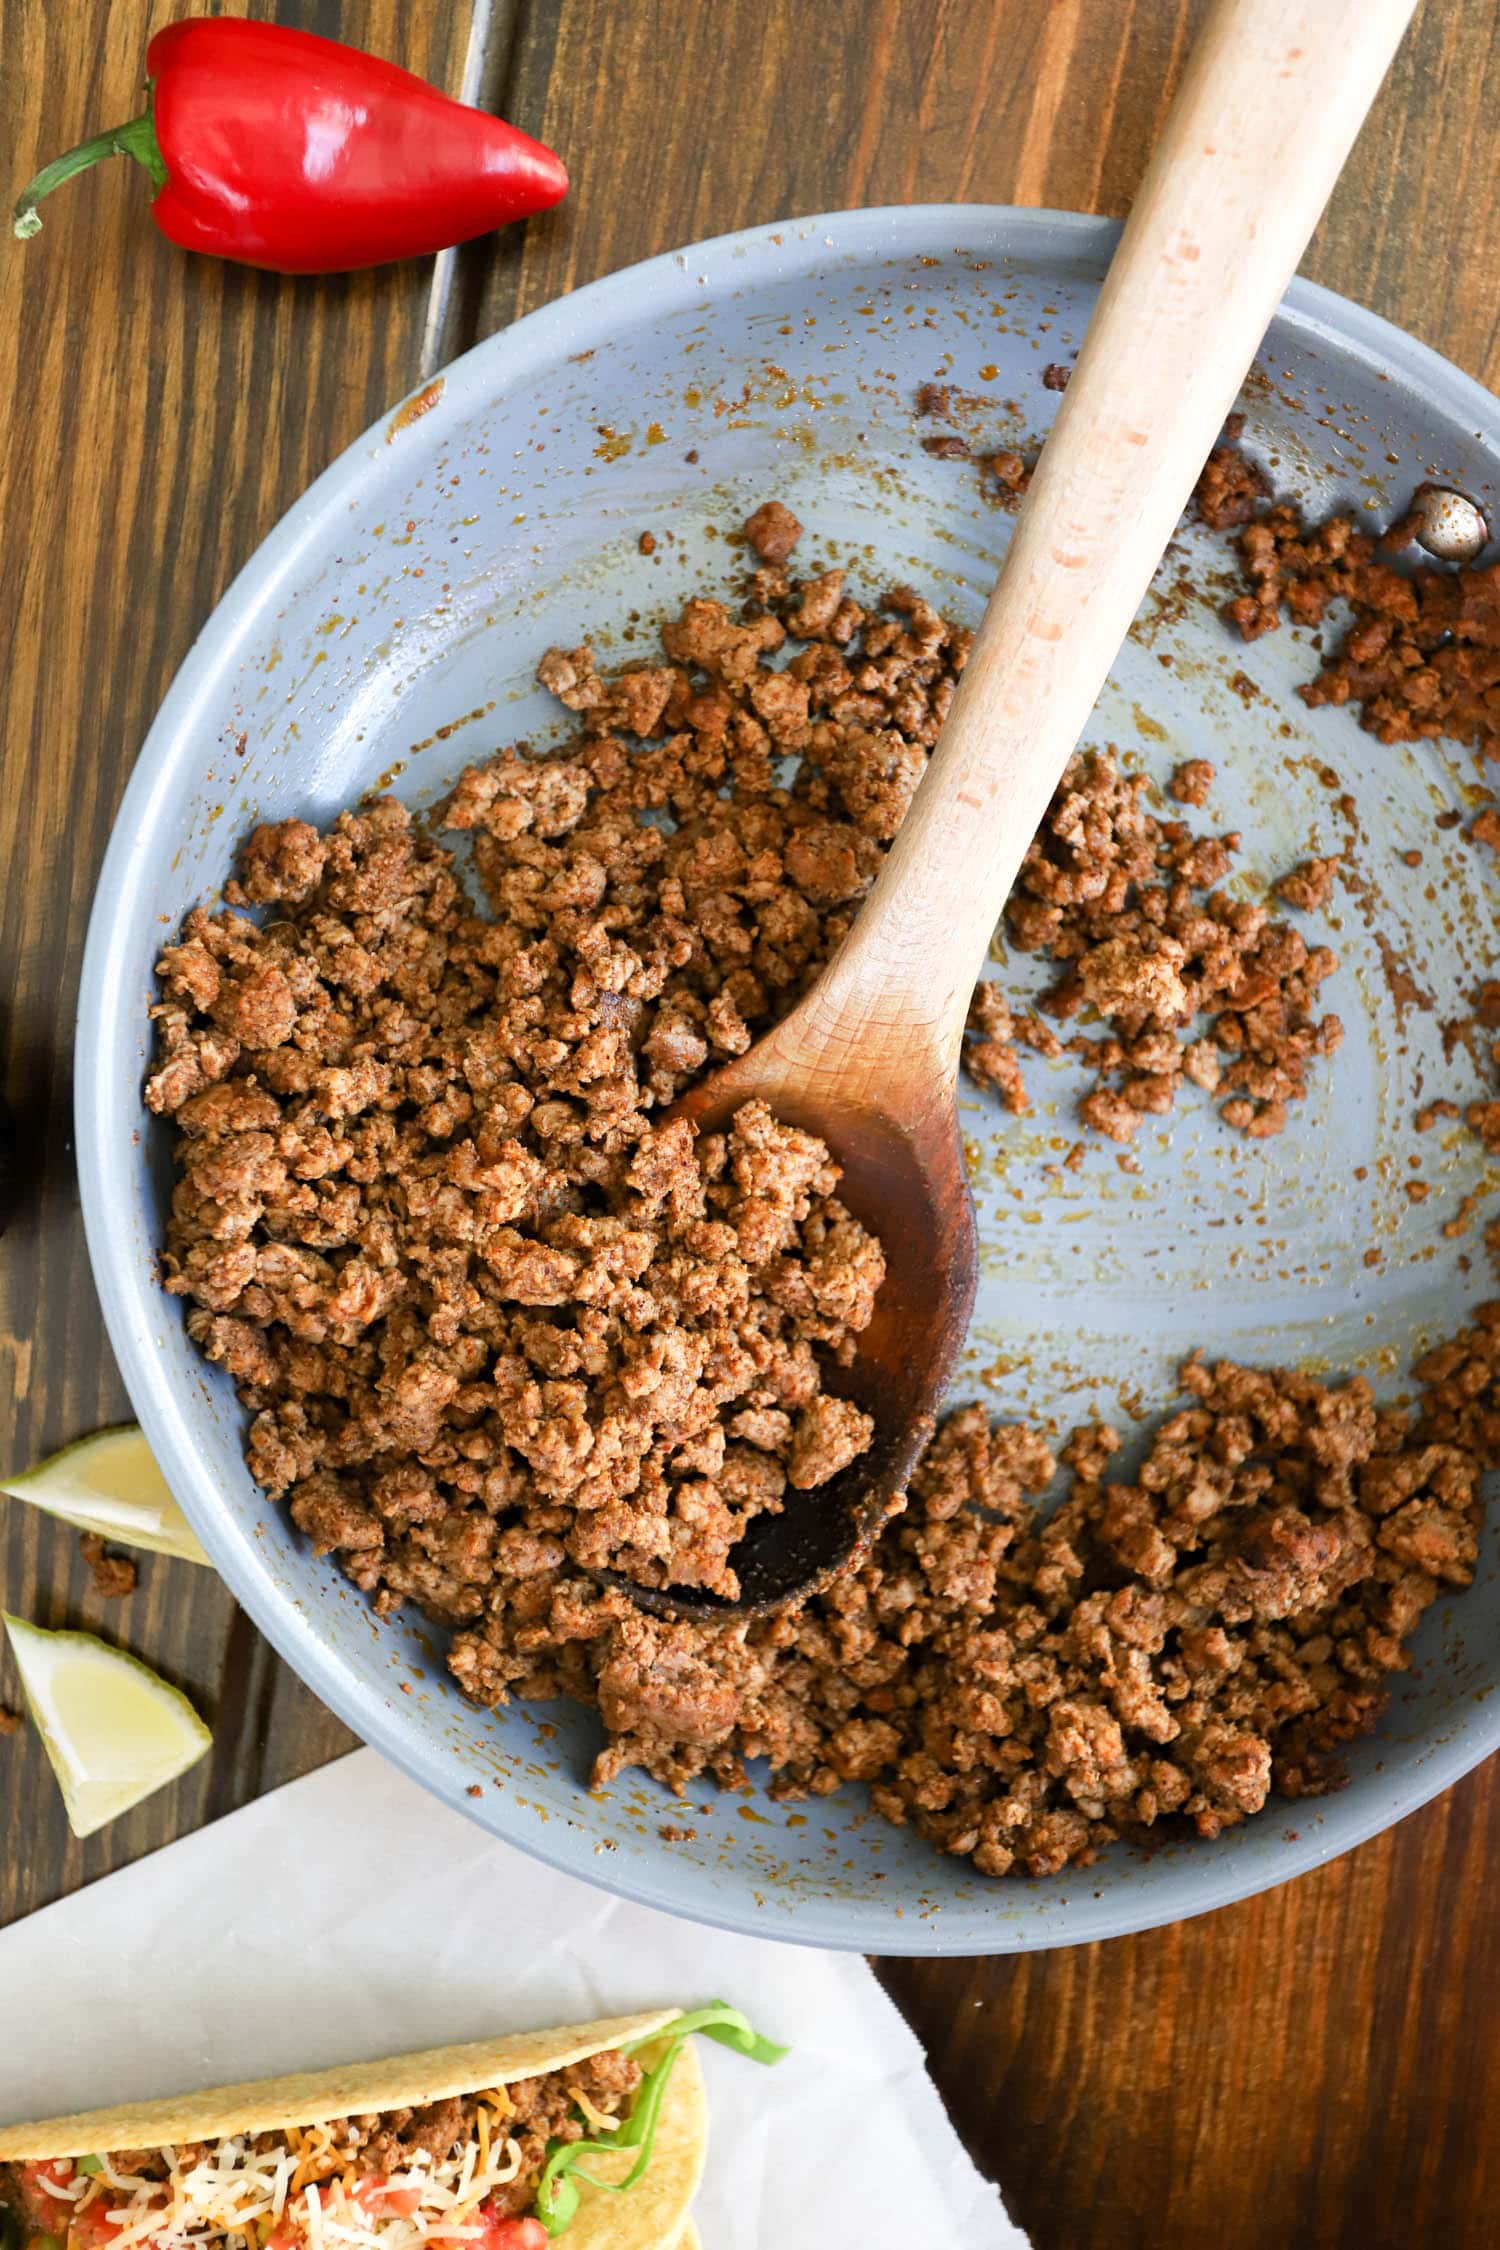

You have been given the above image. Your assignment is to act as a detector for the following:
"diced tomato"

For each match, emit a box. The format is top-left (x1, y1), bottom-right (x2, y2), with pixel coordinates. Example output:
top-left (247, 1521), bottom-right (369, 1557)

top-left (69, 2198), bottom-right (139, 2250)
top-left (264, 2224), bottom-right (303, 2250)
top-left (470, 2209), bottom-right (546, 2250)
top-left (499, 2220), bottom-right (547, 2250)
top-left (430, 2204), bottom-right (545, 2250)
top-left (15, 2163), bottom-right (75, 2224)
top-left (347, 2181), bottom-right (425, 2221)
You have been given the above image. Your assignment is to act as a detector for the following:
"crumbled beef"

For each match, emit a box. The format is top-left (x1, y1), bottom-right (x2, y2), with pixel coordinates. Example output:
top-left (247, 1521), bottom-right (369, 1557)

top-left (227, 820), bottom-right (329, 907)
top-left (967, 746), bottom-right (1342, 1139)
top-left (152, 497), bottom-right (1491, 1884)
top-left (1169, 758), bottom-right (1215, 807)
top-left (0, 1707), bottom-right (20, 1737)
top-left (743, 500), bottom-right (802, 564)
top-left (1449, 977), bottom-right (1500, 1149)
top-left (1212, 465), bottom-right (1500, 1152)
top-left (984, 449), bottom-right (1032, 502)
top-left (1275, 855), bottom-right (1341, 912)
top-left (161, 536), bottom-right (1015, 1604)
top-left (330, 2053), bottom-right (641, 2219)
top-left (566, 1349), bottom-right (1485, 1874)
top-left (1194, 442), bottom-right (1272, 530)
top-left (79, 1532), bottom-right (137, 1599)
top-left (1217, 463), bottom-right (1500, 757)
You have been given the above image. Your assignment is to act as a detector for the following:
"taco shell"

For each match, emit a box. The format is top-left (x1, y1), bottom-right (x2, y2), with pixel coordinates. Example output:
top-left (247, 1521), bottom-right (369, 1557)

top-left (0, 2010), bottom-right (706, 2250)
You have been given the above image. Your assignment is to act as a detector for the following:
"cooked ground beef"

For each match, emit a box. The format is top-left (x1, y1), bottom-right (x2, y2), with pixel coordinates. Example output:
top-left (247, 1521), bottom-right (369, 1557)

top-left (1169, 757), bottom-right (1215, 807)
top-left (1211, 448), bottom-right (1500, 1156)
top-left (1273, 855), bottom-right (1342, 914)
top-left (154, 536), bottom-right (994, 1610)
top-left (452, 1342), bottom-right (1490, 1872)
top-left (1193, 441), bottom-right (1272, 531)
top-left (1220, 474), bottom-right (1500, 757)
top-left (920, 432), bottom-right (972, 460)
top-left (985, 449), bottom-right (1032, 504)
top-left (742, 498), bottom-right (802, 564)
top-left (149, 498), bottom-right (1491, 1880)
top-left (966, 744), bottom-right (1343, 1141)
top-left (0, 1706), bottom-right (20, 1738)
top-left (330, 2049), bottom-right (640, 2215)
top-left (153, 724), bottom-right (890, 1607)
top-left (0, 2162), bottom-right (54, 2226)
top-left (79, 1530), bottom-right (137, 1599)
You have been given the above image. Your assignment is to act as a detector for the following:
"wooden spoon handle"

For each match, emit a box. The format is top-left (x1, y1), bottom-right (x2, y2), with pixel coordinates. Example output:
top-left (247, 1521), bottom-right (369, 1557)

top-left (790, 0), bottom-right (1416, 1105)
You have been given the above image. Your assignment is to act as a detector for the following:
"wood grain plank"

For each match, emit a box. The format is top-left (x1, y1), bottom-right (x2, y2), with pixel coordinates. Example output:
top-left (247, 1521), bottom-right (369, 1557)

top-left (471, 0), bottom-right (1500, 385)
top-left (0, 0), bottom-right (479, 1923)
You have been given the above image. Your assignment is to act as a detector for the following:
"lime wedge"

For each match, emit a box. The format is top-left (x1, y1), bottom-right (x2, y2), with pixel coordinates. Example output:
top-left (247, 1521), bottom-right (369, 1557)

top-left (1, 1616), bottom-right (213, 1836)
top-left (1, 1425), bottom-right (209, 1564)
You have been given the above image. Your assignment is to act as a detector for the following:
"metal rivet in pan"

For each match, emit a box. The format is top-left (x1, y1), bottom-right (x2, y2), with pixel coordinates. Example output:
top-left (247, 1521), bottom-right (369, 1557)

top-left (1412, 485), bottom-right (1488, 563)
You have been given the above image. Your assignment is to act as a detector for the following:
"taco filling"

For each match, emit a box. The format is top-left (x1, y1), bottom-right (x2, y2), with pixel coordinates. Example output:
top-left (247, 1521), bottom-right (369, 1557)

top-left (0, 2049), bottom-right (637, 2250)
top-left (0, 2006), bottom-right (783, 2249)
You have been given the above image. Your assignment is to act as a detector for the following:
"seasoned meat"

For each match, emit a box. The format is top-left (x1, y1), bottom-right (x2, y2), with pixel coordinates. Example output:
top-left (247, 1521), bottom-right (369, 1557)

top-left (151, 496), bottom-right (1492, 1883)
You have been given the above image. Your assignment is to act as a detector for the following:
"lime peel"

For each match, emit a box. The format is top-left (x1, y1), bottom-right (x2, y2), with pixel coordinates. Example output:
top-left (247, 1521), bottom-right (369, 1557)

top-left (1, 1424), bottom-right (210, 1564)
top-left (1, 1615), bottom-right (212, 1837)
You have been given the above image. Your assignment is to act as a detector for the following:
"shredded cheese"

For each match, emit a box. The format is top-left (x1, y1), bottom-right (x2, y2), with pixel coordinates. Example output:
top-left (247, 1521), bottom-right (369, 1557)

top-left (57, 2111), bottom-right (537, 2250)
top-left (40, 2175), bottom-right (90, 2203)
top-left (565, 2086), bottom-right (622, 2136)
top-left (291, 2128), bottom-right (337, 2196)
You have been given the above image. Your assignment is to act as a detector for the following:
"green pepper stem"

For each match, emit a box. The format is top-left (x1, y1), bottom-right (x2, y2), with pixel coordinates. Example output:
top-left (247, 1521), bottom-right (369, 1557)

top-left (13, 109), bottom-right (166, 240)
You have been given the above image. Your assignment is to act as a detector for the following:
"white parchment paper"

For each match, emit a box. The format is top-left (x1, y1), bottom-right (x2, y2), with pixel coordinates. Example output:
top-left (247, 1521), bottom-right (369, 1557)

top-left (0, 1749), bottom-right (1025, 2248)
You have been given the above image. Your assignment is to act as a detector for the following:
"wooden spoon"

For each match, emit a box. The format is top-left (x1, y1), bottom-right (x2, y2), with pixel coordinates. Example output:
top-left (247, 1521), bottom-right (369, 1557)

top-left (623, 0), bottom-right (1417, 1620)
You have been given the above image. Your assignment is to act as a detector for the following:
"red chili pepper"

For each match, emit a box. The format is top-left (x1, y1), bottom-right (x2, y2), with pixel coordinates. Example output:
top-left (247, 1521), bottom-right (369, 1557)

top-left (12, 18), bottom-right (568, 275)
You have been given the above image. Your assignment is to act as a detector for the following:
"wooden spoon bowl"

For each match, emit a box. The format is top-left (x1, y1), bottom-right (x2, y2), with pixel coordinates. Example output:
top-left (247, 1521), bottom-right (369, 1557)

top-left (618, 1058), bottom-right (977, 1619)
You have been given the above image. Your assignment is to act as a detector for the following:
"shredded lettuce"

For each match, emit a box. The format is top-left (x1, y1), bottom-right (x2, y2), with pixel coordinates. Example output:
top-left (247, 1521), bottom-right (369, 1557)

top-left (532, 2001), bottom-right (787, 2237)
top-left (76, 2161), bottom-right (104, 2179)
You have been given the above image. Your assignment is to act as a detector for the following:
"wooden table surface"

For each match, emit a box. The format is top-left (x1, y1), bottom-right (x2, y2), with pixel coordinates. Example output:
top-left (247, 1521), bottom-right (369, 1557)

top-left (2, 3), bottom-right (1497, 2242)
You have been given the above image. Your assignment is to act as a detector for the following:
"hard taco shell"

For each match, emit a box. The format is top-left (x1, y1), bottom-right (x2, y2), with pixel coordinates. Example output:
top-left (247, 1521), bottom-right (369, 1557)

top-left (0, 2011), bottom-right (706, 2250)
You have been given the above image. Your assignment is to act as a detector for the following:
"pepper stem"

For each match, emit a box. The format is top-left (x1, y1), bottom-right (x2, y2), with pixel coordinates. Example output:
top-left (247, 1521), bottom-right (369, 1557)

top-left (13, 110), bottom-right (166, 240)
